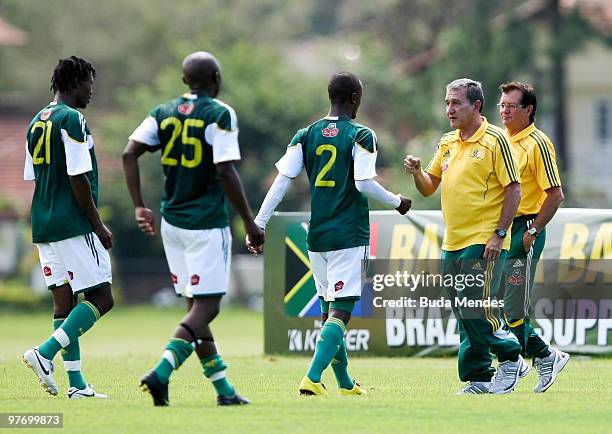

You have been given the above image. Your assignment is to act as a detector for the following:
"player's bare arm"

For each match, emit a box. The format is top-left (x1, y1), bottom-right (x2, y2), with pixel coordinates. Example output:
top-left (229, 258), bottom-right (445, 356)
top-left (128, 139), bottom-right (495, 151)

top-left (68, 174), bottom-right (112, 249)
top-left (484, 181), bottom-right (521, 261)
top-left (523, 186), bottom-right (564, 251)
top-left (122, 139), bottom-right (156, 236)
top-left (403, 154), bottom-right (440, 196)
top-left (216, 161), bottom-right (265, 250)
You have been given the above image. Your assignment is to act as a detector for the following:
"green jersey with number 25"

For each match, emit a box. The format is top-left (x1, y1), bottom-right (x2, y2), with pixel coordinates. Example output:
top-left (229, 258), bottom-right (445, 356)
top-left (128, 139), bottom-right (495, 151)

top-left (146, 94), bottom-right (240, 230)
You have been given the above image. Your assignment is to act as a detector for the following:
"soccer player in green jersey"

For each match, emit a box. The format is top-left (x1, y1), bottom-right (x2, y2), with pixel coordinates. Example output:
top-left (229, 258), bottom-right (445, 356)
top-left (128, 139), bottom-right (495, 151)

top-left (248, 72), bottom-right (411, 396)
top-left (498, 82), bottom-right (569, 392)
top-left (22, 56), bottom-right (114, 399)
top-left (123, 51), bottom-right (264, 406)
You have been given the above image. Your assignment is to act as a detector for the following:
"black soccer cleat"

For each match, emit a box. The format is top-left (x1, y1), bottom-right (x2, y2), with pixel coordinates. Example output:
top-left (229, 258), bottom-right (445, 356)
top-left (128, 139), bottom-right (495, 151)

top-left (140, 370), bottom-right (169, 406)
top-left (217, 393), bottom-right (251, 406)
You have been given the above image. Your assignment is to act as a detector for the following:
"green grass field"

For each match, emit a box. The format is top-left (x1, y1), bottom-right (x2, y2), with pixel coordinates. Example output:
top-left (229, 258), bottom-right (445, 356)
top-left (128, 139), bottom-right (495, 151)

top-left (1, 306), bottom-right (610, 434)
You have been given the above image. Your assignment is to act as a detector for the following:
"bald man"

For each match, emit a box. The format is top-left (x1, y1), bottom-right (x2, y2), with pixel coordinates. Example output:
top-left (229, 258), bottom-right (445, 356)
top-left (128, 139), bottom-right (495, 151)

top-left (123, 51), bottom-right (263, 406)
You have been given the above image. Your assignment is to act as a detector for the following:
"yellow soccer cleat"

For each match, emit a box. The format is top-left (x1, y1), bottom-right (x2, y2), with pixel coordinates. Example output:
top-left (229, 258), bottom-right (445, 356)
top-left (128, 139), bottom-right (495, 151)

top-left (298, 376), bottom-right (328, 396)
top-left (339, 381), bottom-right (367, 396)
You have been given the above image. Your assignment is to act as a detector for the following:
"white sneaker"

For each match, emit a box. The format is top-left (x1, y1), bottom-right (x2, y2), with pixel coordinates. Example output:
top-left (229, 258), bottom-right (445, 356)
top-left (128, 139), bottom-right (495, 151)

top-left (456, 381), bottom-right (490, 395)
top-left (518, 355), bottom-right (530, 378)
top-left (534, 348), bottom-right (570, 393)
top-left (67, 384), bottom-right (108, 399)
top-left (490, 355), bottom-right (523, 394)
top-left (22, 348), bottom-right (58, 396)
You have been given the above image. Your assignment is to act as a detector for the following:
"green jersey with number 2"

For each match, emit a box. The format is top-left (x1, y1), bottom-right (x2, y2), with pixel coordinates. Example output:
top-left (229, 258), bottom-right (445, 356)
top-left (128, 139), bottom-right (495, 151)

top-left (291, 116), bottom-right (375, 252)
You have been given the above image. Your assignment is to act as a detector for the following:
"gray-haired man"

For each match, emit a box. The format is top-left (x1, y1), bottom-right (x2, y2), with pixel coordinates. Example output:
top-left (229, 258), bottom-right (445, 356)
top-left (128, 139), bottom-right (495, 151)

top-left (404, 78), bottom-right (524, 394)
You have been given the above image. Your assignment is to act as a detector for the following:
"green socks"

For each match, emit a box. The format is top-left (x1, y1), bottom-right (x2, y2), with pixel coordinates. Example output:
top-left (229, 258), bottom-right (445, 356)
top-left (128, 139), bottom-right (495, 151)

top-left (39, 301), bottom-right (99, 360)
top-left (200, 354), bottom-right (235, 397)
top-left (153, 338), bottom-right (194, 384)
top-left (306, 317), bottom-right (345, 383)
top-left (53, 318), bottom-right (87, 390)
top-left (331, 338), bottom-right (354, 389)
top-left (152, 340), bottom-right (236, 398)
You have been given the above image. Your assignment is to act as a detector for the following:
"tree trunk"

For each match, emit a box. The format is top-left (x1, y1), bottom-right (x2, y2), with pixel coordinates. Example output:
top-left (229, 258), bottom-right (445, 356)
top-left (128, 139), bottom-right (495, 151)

top-left (549, 0), bottom-right (568, 174)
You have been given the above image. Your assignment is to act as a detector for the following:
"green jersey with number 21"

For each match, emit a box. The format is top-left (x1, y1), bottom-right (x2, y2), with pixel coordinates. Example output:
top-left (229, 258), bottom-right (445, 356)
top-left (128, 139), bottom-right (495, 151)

top-left (25, 101), bottom-right (99, 243)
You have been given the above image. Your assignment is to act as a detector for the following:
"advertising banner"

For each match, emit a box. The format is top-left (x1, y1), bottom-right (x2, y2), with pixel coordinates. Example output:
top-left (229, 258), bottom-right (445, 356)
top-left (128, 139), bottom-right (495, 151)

top-left (264, 209), bottom-right (612, 355)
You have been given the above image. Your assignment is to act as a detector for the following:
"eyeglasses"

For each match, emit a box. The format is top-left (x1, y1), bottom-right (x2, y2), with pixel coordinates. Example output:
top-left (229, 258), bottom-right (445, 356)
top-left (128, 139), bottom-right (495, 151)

top-left (497, 103), bottom-right (525, 110)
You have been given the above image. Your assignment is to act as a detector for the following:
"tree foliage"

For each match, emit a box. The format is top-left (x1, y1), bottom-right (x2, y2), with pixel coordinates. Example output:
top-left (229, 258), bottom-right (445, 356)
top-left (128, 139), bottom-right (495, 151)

top-left (1, 0), bottom-right (610, 262)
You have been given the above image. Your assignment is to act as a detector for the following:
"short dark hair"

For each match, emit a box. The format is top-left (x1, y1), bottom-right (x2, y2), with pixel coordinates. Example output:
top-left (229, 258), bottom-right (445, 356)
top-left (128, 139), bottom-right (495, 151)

top-left (328, 72), bottom-right (362, 104)
top-left (446, 78), bottom-right (485, 113)
top-left (50, 56), bottom-right (96, 94)
top-left (500, 81), bottom-right (537, 123)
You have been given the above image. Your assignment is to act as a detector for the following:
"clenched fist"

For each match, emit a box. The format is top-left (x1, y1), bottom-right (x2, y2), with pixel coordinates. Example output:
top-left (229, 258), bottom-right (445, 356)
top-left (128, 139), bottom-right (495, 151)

top-left (404, 155), bottom-right (422, 174)
top-left (396, 195), bottom-right (412, 215)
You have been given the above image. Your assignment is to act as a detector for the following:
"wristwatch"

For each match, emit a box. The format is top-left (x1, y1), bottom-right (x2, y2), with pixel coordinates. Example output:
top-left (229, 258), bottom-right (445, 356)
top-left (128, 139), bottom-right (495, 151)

top-left (527, 227), bottom-right (539, 238)
top-left (494, 228), bottom-right (507, 238)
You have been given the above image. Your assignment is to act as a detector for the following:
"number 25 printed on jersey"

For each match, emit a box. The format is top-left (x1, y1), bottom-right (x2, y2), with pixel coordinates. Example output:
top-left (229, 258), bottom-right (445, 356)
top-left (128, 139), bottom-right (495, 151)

top-left (160, 117), bottom-right (204, 168)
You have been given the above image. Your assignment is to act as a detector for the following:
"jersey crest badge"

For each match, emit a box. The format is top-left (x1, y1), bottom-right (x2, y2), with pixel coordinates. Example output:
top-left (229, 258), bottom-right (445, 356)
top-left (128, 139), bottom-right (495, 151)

top-left (322, 123), bottom-right (339, 137)
top-left (178, 102), bottom-right (195, 115)
top-left (334, 281), bottom-right (344, 292)
top-left (470, 149), bottom-right (484, 159)
top-left (40, 109), bottom-right (53, 121)
top-left (508, 269), bottom-right (525, 285)
top-left (191, 274), bottom-right (200, 285)
top-left (441, 160), bottom-right (449, 172)
top-left (43, 266), bottom-right (52, 276)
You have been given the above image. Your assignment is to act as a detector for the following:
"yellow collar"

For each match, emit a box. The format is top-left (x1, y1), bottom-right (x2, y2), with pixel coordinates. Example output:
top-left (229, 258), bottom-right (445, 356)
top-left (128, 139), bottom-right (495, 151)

top-left (507, 123), bottom-right (536, 143)
top-left (456, 117), bottom-right (489, 143)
